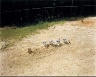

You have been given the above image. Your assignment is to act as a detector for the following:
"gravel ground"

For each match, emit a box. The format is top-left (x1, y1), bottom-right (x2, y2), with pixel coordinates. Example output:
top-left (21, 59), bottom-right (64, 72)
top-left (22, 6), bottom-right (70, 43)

top-left (0, 17), bottom-right (96, 76)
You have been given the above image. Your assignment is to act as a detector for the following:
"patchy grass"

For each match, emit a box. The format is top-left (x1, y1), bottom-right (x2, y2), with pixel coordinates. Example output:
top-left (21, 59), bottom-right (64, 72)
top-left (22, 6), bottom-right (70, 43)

top-left (0, 16), bottom-right (86, 48)
top-left (0, 20), bottom-right (65, 44)
top-left (51, 43), bottom-right (63, 48)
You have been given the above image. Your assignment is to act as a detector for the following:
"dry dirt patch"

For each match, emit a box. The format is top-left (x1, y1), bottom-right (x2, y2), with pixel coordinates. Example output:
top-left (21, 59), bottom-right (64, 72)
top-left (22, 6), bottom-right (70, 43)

top-left (70, 17), bottom-right (96, 27)
top-left (0, 17), bottom-right (96, 76)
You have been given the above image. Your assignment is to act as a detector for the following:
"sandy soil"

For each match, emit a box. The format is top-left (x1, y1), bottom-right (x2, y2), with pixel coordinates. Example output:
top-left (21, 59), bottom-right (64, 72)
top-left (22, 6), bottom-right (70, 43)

top-left (0, 17), bottom-right (96, 76)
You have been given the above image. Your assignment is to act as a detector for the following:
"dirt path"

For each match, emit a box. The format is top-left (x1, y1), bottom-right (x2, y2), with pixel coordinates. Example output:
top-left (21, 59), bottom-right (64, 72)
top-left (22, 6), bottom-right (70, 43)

top-left (0, 17), bottom-right (96, 76)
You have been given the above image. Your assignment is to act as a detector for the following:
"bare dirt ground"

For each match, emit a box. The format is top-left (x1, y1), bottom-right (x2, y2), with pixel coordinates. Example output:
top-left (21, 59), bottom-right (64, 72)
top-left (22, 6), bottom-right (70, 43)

top-left (0, 17), bottom-right (96, 76)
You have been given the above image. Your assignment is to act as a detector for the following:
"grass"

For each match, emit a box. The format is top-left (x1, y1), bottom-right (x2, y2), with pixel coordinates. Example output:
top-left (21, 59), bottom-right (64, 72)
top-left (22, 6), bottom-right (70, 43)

top-left (0, 16), bottom-right (88, 47)
top-left (0, 20), bottom-right (65, 44)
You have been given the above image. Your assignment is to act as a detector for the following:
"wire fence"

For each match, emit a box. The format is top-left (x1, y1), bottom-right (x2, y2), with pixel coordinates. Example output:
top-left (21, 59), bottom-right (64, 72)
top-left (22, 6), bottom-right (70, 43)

top-left (1, 5), bottom-right (96, 13)
top-left (1, 0), bottom-right (96, 26)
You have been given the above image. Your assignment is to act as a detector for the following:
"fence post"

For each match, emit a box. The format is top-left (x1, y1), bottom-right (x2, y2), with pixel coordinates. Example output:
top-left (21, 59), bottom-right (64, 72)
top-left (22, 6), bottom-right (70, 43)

top-left (0, 0), bottom-right (1, 27)
top-left (95, 0), bottom-right (96, 15)
top-left (71, 0), bottom-right (73, 16)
